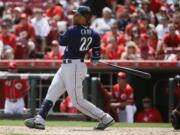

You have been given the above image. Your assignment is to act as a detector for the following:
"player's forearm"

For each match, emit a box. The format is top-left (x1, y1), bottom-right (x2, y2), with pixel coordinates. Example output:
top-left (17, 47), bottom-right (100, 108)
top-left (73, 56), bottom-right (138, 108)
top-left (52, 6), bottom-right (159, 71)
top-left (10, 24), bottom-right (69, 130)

top-left (91, 46), bottom-right (101, 62)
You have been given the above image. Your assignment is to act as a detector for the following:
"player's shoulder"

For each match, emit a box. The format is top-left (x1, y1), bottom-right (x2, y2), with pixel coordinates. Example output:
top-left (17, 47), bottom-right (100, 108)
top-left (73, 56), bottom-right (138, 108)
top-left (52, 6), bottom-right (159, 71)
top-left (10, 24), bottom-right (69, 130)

top-left (9, 33), bottom-right (16, 38)
top-left (126, 84), bottom-right (133, 91)
top-left (113, 84), bottom-right (119, 90)
top-left (66, 26), bottom-right (79, 33)
top-left (90, 28), bottom-right (101, 39)
top-left (151, 107), bottom-right (160, 113)
top-left (15, 23), bottom-right (21, 29)
top-left (28, 23), bottom-right (35, 28)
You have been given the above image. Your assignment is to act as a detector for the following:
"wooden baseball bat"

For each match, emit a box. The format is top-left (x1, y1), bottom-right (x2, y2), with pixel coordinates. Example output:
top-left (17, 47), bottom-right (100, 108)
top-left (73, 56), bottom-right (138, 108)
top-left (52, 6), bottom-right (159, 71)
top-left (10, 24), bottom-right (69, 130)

top-left (99, 61), bottom-right (151, 79)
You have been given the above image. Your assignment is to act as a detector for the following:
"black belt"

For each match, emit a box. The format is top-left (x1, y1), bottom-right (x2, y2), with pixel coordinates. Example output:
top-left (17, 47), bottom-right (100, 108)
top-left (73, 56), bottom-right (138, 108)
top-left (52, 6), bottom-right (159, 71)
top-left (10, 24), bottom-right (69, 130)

top-left (63, 59), bottom-right (84, 64)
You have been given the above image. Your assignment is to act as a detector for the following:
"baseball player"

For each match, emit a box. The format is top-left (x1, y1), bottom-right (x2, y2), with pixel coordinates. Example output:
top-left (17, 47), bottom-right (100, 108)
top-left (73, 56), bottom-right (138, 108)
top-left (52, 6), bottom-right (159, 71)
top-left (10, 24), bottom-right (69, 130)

top-left (2, 62), bottom-right (30, 114)
top-left (110, 72), bottom-right (136, 123)
top-left (171, 104), bottom-right (180, 130)
top-left (136, 97), bottom-right (163, 123)
top-left (24, 6), bottom-right (114, 130)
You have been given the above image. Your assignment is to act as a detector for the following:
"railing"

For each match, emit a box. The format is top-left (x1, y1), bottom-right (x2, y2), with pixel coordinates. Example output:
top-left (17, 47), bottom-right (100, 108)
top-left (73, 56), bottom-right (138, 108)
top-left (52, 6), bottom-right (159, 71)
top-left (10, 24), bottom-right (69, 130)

top-left (0, 60), bottom-right (180, 70)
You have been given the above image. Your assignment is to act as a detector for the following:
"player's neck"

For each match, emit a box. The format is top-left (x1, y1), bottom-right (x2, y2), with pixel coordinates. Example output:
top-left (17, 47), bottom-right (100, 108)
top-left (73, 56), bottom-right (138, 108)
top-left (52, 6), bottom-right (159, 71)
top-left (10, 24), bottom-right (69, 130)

top-left (118, 83), bottom-right (126, 89)
top-left (144, 107), bottom-right (151, 112)
top-left (81, 25), bottom-right (89, 28)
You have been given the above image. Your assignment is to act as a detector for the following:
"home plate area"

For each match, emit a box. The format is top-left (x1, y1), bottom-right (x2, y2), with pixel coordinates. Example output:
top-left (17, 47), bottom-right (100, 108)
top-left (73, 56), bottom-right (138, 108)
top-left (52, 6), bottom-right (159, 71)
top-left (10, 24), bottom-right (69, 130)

top-left (0, 126), bottom-right (178, 135)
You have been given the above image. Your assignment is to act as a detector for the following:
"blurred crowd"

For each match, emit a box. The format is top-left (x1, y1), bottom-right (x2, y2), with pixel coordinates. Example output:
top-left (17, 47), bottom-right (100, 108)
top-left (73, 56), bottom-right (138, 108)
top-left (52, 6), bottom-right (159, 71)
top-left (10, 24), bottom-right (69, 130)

top-left (0, 0), bottom-right (179, 60)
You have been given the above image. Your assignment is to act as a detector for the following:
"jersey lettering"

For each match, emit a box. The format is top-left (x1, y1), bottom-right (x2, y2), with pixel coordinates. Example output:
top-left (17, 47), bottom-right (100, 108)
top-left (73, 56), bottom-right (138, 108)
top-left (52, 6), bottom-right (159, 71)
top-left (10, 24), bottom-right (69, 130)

top-left (80, 29), bottom-right (92, 35)
top-left (79, 37), bottom-right (92, 51)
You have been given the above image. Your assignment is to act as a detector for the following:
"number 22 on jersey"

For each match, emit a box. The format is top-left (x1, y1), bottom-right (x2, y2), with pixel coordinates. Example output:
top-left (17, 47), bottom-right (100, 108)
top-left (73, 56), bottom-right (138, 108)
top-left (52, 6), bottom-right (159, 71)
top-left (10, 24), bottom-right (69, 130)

top-left (79, 37), bottom-right (92, 51)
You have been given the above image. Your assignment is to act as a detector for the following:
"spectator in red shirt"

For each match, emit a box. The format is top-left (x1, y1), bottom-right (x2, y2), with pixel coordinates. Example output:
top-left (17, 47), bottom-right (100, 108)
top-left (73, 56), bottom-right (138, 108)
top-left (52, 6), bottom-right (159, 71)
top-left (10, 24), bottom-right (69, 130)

top-left (138, 16), bottom-right (150, 34)
top-left (162, 23), bottom-right (180, 60)
top-left (0, 22), bottom-right (16, 59)
top-left (101, 21), bottom-right (126, 48)
top-left (110, 72), bottom-right (137, 123)
top-left (105, 37), bottom-right (125, 59)
top-left (149, 0), bottom-right (162, 13)
top-left (125, 13), bottom-right (139, 37)
top-left (1, 62), bottom-right (30, 114)
top-left (15, 13), bottom-right (35, 42)
top-left (22, 0), bottom-right (33, 17)
top-left (139, 33), bottom-right (155, 60)
top-left (45, 40), bottom-right (63, 59)
top-left (15, 13), bottom-right (35, 59)
top-left (116, 0), bottom-right (135, 17)
top-left (163, 23), bottom-right (180, 48)
top-left (129, 26), bottom-right (141, 45)
top-left (136, 97), bottom-right (163, 123)
top-left (147, 29), bottom-right (159, 51)
top-left (46, 0), bottom-right (64, 21)
top-left (60, 96), bottom-right (78, 113)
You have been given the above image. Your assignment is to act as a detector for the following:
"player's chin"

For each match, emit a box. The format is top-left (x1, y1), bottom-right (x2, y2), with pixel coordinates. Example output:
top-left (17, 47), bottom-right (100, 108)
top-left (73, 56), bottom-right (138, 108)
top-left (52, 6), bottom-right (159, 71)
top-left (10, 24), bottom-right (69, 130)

top-left (73, 21), bottom-right (79, 25)
top-left (73, 19), bottom-right (80, 25)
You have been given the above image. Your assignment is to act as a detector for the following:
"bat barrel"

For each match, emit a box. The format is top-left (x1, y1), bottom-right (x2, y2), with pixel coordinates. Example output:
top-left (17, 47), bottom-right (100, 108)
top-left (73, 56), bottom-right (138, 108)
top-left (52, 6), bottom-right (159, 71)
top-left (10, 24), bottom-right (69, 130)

top-left (99, 61), bottom-right (151, 79)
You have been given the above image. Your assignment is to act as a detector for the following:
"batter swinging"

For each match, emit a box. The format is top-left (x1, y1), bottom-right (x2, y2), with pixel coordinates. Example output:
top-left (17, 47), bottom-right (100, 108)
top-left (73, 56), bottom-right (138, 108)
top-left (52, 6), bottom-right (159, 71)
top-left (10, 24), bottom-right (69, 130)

top-left (24, 6), bottom-right (114, 130)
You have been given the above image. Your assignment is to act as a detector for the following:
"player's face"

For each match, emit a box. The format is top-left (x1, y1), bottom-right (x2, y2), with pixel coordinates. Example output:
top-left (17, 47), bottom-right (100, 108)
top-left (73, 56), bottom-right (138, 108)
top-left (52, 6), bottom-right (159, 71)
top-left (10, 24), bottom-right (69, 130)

top-left (73, 13), bottom-right (86, 25)
top-left (73, 13), bottom-right (81, 25)
top-left (143, 100), bottom-right (151, 109)
top-left (21, 18), bottom-right (28, 25)
top-left (118, 78), bottom-right (126, 85)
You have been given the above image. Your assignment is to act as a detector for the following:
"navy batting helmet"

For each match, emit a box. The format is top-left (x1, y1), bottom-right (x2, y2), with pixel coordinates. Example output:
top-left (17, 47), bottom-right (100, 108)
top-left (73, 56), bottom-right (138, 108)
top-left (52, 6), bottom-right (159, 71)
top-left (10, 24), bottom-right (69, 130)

top-left (73, 6), bottom-right (92, 16)
top-left (73, 6), bottom-right (92, 24)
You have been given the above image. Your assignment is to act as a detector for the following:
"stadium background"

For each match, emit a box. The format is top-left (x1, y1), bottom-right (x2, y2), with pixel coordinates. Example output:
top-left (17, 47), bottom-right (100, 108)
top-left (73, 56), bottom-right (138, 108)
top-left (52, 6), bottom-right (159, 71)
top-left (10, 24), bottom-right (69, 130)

top-left (0, 0), bottom-right (179, 124)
